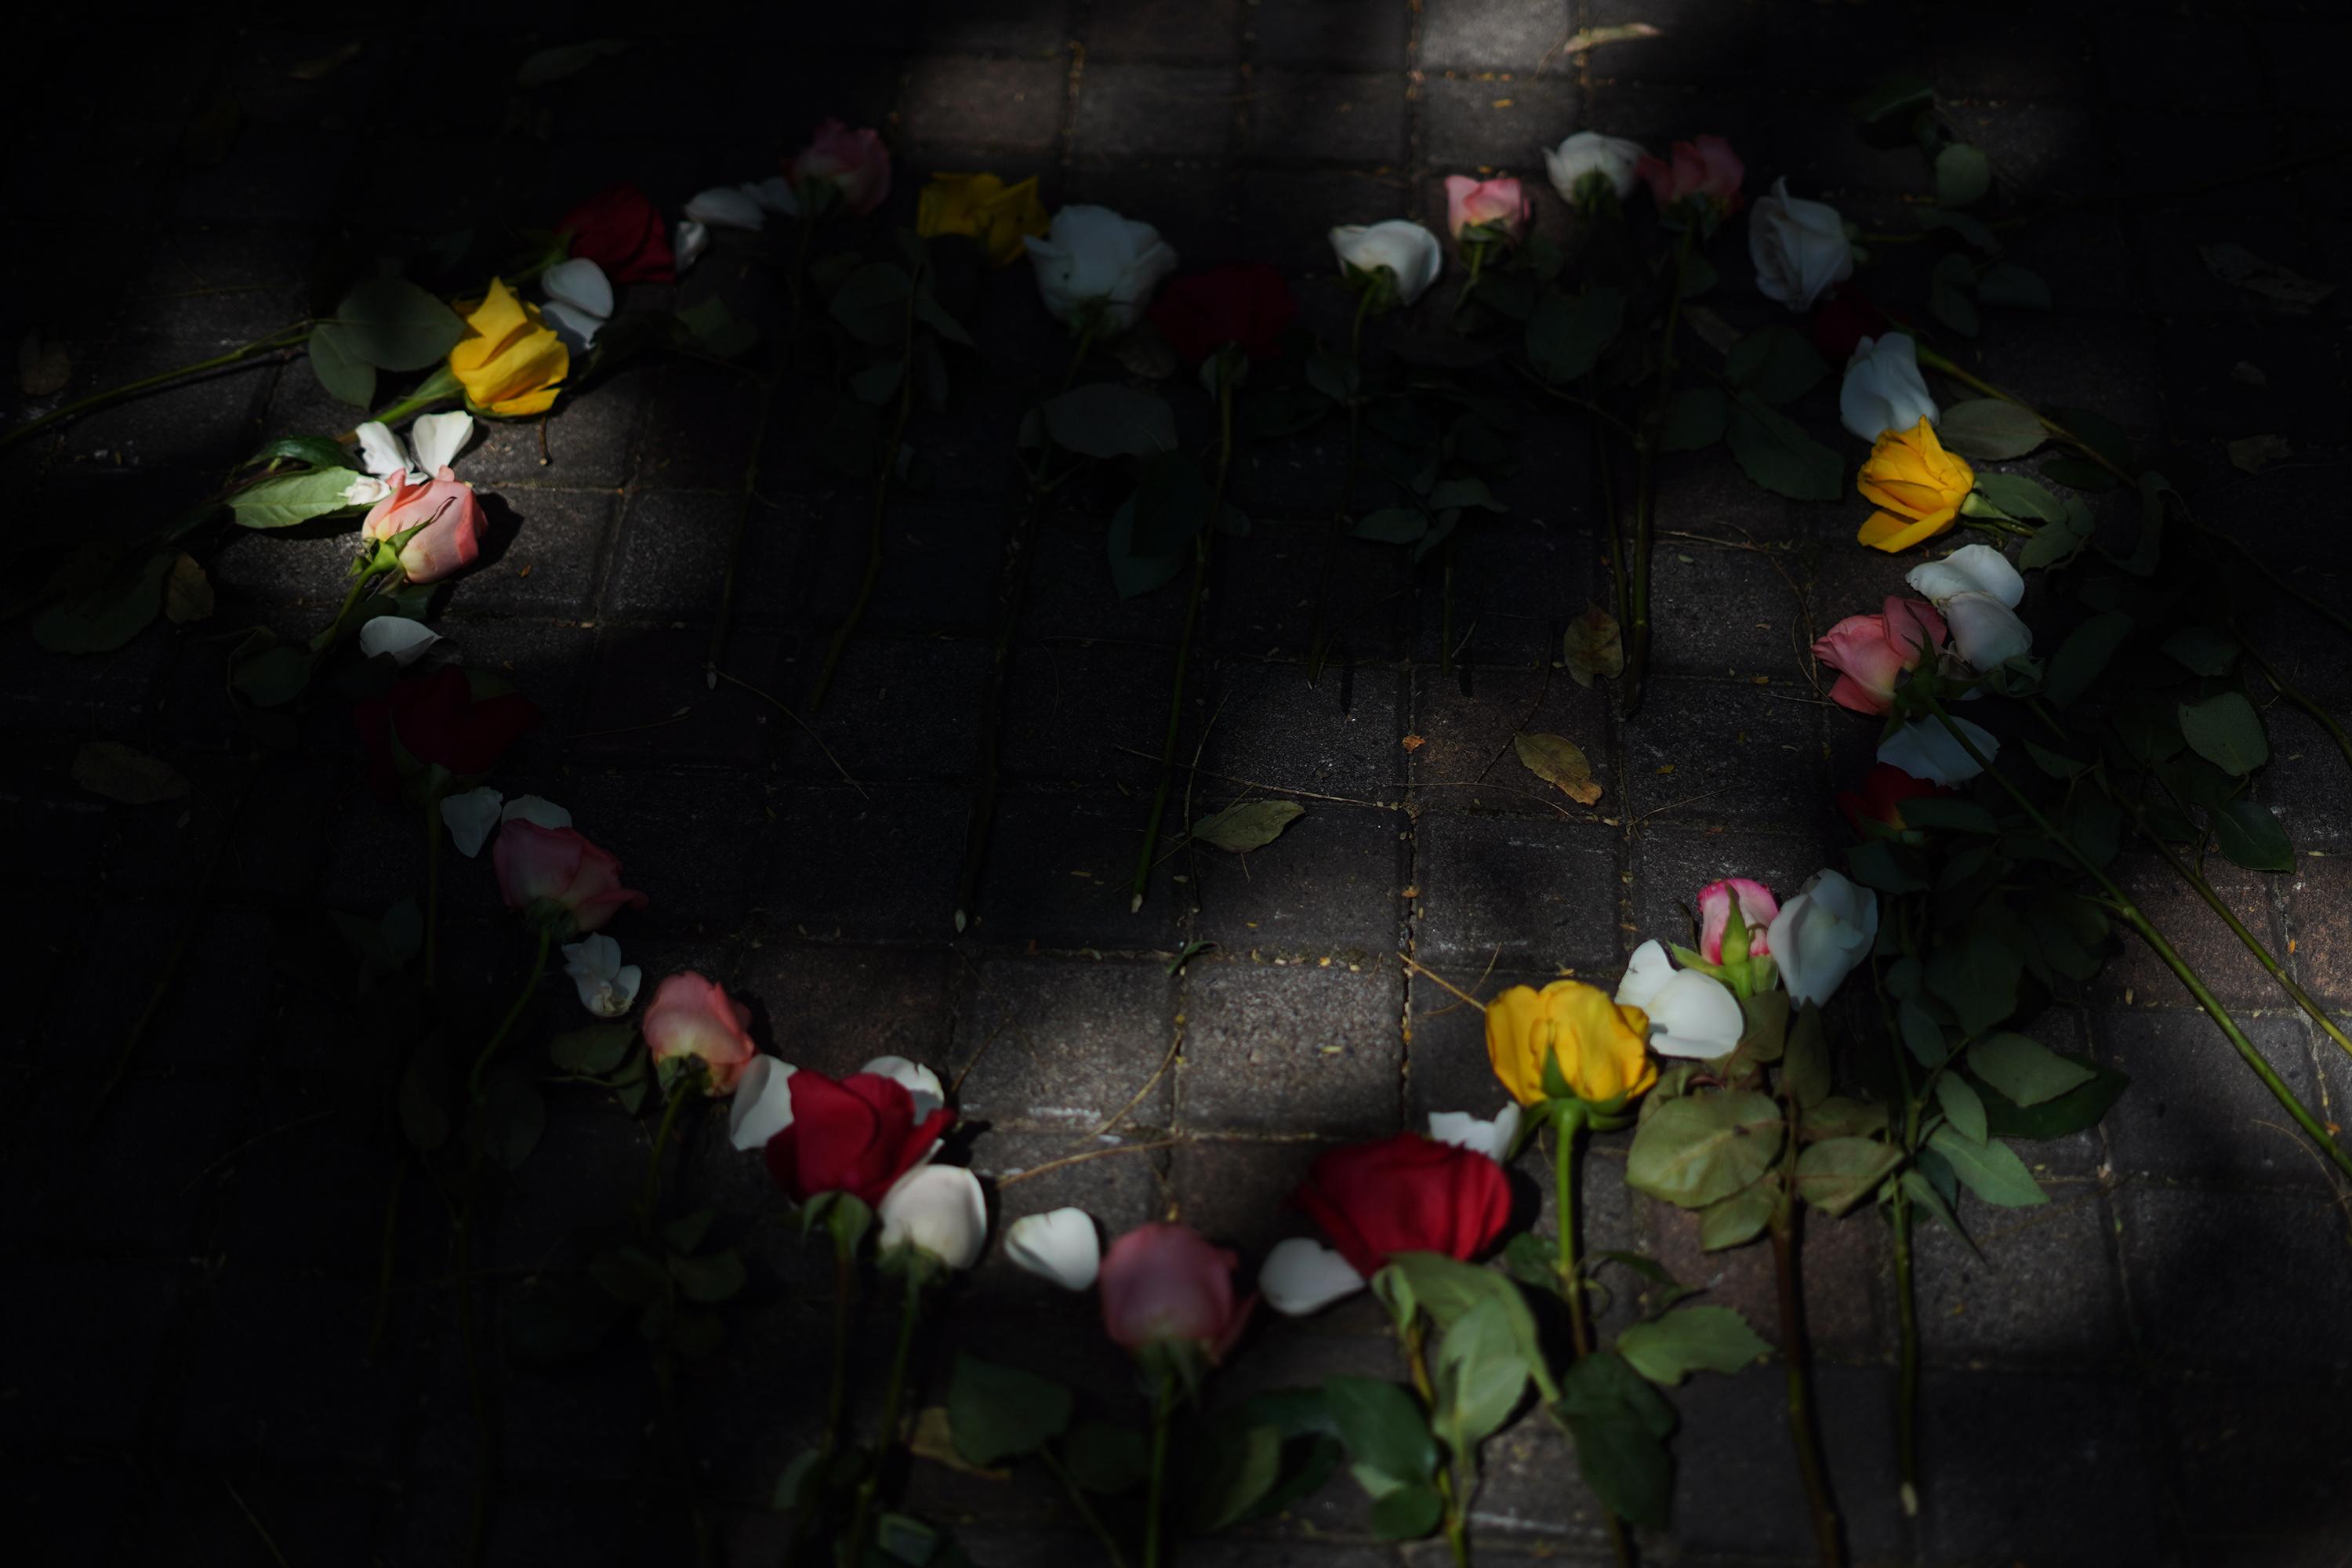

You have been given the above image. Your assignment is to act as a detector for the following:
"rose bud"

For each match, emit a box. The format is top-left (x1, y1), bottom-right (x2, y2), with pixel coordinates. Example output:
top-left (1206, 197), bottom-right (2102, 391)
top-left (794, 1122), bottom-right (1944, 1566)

top-left (1636, 135), bottom-right (1744, 216)
top-left (1022, 204), bottom-right (1180, 336)
top-left (1327, 220), bottom-right (1444, 308)
top-left (1295, 1134), bottom-right (1512, 1282)
top-left (1857, 418), bottom-right (1976, 554)
top-left (1147, 262), bottom-right (1298, 366)
top-left (449, 278), bottom-right (568, 418)
top-left (556, 183), bottom-right (676, 284)
top-left (787, 118), bottom-right (892, 216)
top-left (1906, 543), bottom-right (2032, 671)
top-left (1098, 1223), bottom-right (1253, 1362)
top-left (1443, 174), bottom-right (1530, 245)
top-left (641, 971), bottom-right (757, 1094)
top-left (1697, 878), bottom-right (1780, 964)
top-left (761, 1069), bottom-right (956, 1208)
top-left (878, 1164), bottom-right (989, 1271)
top-left (1544, 132), bottom-right (1646, 206)
top-left (1748, 178), bottom-right (1853, 312)
top-left (361, 470), bottom-right (487, 585)
top-left (1614, 941), bottom-right (1744, 1058)
top-left (1486, 979), bottom-right (1656, 1107)
top-left (354, 666), bottom-right (539, 803)
top-left (1765, 870), bottom-right (1881, 1008)
top-left (1835, 762), bottom-right (1951, 838)
top-left (1813, 596), bottom-right (1948, 715)
top-left (491, 818), bottom-right (647, 936)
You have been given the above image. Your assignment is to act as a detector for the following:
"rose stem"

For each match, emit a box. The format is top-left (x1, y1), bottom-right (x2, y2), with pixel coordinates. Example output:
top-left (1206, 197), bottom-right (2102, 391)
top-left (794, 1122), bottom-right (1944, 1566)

top-left (633, 1073), bottom-right (700, 1228)
top-left (809, 257), bottom-right (924, 713)
top-left (1554, 1105), bottom-right (1635, 1568)
top-left (1869, 951), bottom-right (1924, 1516)
top-left (1918, 693), bottom-right (2352, 1181)
top-left (1040, 1447), bottom-right (1131, 1568)
top-left (786, 1222), bottom-right (862, 1563)
top-left (1306, 286), bottom-right (1375, 683)
top-left (1625, 223), bottom-right (1695, 719)
top-left (1142, 1360), bottom-right (1177, 1568)
top-left (844, 1267), bottom-right (927, 1563)
top-left (0, 321), bottom-right (314, 450)
top-left (423, 799), bottom-right (443, 993)
top-left (704, 367), bottom-right (783, 693)
top-left (2240, 638), bottom-right (2352, 781)
top-left (467, 926), bottom-right (554, 1106)
top-left (1130, 358), bottom-right (1237, 913)
top-left (1770, 1203), bottom-right (1846, 1568)
top-left (1401, 1316), bottom-right (1472, 1568)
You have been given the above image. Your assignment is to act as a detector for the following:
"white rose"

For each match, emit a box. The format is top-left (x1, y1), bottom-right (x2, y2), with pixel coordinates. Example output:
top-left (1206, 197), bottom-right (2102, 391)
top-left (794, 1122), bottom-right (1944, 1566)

top-left (1764, 871), bottom-right (1880, 1009)
top-left (1004, 1208), bottom-right (1101, 1291)
top-left (1614, 940), bottom-right (1745, 1058)
top-left (1907, 543), bottom-right (2031, 670)
top-left (878, 1163), bottom-right (989, 1270)
top-left (1748, 177), bottom-right (1854, 312)
top-left (1840, 334), bottom-right (1940, 443)
top-left (1259, 1236), bottom-right (1367, 1316)
top-left (1022, 205), bottom-right (1178, 334)
top-left (1543, 131), bottom-right (1646, 204)
top-left (1327, 220), bottom-right (1443, 306)
top-left (1878, 714), bottom-right (1998, 786)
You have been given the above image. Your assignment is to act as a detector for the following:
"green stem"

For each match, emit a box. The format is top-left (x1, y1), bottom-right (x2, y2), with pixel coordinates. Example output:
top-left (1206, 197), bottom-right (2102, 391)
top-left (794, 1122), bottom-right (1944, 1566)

top-left (1439, 533), bottom-right (1460, 677)
top-left (634, 1077), bottom-right (699, 1229)
top-left (706, 368), bottom-right (785, 691)
top-left (1402, 1319), bottom-right (1472, 1568)
top-left (365, 1154), bottom-right (408, 1362)
top-left (2241, 639), bottom-right (2352, 781)
top-left (1889, 1188), bottom-right (1919, 1519)
top-left (1552, 1106), bottom-right (1632, 1567)
top-left (469, 926), bottom-right (554, 1108)
top-left (1624, 225), bottom-right (1693, 718)
top-left (354, 365), bottom-right (465, 439)
top-left (1130, 362), bottom-right (1236, 914)
top-left (787, 1230), bottom-right (862, 1560)
top-left (310, 557), bottom-right (401, 653)
top-left (1143, 1362), bottom-right (1175, 1568)
top-left (1771, 1210), bottom-right (1846, 1568)
top-left (1308, 289), bottom-right (1377, 682)
top-left (456, 1196), bottom-right (495, 1567)
top-left (1448, 245), bottom-right (1486, 332)
top-left (423, 799), bottom-right (443, 993)
top-left (1, 322), bottom-right (314, 449)
top-left (1918, 692), bottom-right (2352, 1181)
top-left (1041, 1447), bottom-right (1131, 1568)
top-left (811, 260), bottom-right (924, 713)
top-left (845, 1265), bottom-right (925, 1565)
top-left (1594, 385), bottom-right (1629, 637)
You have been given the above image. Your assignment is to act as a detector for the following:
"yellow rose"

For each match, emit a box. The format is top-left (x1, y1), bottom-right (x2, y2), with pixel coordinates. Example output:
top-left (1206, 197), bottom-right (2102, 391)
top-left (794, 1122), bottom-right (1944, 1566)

top-left (916, 172), bottom-right (1050, 267)
top-left (1856, 417), bottom-right (1975, 553)
top-left (1486, 980), bottom-right (1657, 1106)
top-left (448, 278), bottom-right (568, 417)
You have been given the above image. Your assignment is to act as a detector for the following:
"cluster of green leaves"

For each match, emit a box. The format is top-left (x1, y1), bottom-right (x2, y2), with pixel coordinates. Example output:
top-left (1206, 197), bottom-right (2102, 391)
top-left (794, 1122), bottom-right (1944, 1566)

top-left (811, 231), bottom-right (979, 489)
top-left (1671, 323), bottom-right (1844, 500)
top-left (309, 275), bottom-right (467, 408)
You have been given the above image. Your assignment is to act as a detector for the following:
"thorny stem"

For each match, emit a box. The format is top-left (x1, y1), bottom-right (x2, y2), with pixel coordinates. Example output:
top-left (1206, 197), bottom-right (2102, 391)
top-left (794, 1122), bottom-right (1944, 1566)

top-left (811, 258), bottom-right (924, 713)
top-left (310, 557), bottom-right (402, 653)
top-left (844, 1265), bottom-right (925, 1566)
top-left (634, 1076), bottom-right (699, 1228)
top-left (2241, 638), bottom-right (2352, 782)
top-left (1308, 287), bottom-right (1377, 682)
top-left (1402, 1319), bottom-right (1472, 1568)
top-left (1552, 1105), bottom-right (1632, 1568)
top-left (1870, 953), bottom-right (1924, 1517)
top-left (787, 1229), bottom-right (862, 1562)
top-left (1625, 223), bottom-right (1694, 718)
top-left (1130, 361), bottom-right (1236, 913)
top-left (1, 321), bottom-right (315, 449)
top-left (1918, 691), bottom-right (2352, 1181)
top-left (1771, 1210), bottom-right (1846, 1568)
top-left (1143, 1362), bottom-right (1176, 1568)
top-left (1449, 244), bottom-right (1487, 332)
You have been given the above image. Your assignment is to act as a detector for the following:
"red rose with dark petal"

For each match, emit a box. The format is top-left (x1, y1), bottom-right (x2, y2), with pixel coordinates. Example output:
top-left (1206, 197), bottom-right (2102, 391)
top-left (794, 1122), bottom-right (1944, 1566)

top-left (1147, 263), bottom-right (1298, 365)
top-left (1811, 287), bottom-right (1900, 365)
top-left (557, 184), bottom-right (676, 284)
top-left (354, 666), bottom-right (541, 800)
top-left (1835, 761), bottom-right (1952, 836)
top-left (762, 1070), bottom-right (956, 1207)
top-left (1292, 1133), bottom-right (1512, 1279)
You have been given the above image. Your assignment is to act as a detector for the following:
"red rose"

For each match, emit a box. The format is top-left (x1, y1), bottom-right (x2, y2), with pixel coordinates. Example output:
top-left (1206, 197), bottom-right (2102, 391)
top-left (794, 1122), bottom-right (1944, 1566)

top-left (491, 819), bottom-right (648, 935)
top-left (762, 1070), bottom-right (955, 1207)
top-left (354, 666), bottom-right (540, 801)
top-left (1292, 1133), bottom-right (1512, 1279)
top-left (1811, 288), bottom-right (1900, 365)
top-left (557, 184), bottom-right (676, 284)
top-left (1147, 263), bottom-right (1298, 365)
top-left (1835, 762), bottom-right (1951, 837)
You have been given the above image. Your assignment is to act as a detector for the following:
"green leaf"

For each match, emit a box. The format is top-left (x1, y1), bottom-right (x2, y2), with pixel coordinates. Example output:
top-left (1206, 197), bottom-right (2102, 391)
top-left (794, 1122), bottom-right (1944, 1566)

top-left (1368, 1483), bottom-right (1445, 1540)
top-left (1426, 477), bottom-right (1506, 514)
top-left (668, 1247), bottom-right (746, 1304)
top-left (1127, 448), bottom-right (1214, 556)
top-left (829, 263), bottom-right (916, 347)
top-left (2179, 691), bottom-right (2268, 776)
top-left (1064, 1421), bottom-right (1149, 1494)
top-left (2161, 626), bottom-right (2239, 677)
top-left (1662, 386), bottom-right (1727, 451)
top-left (517, 37), bottom-right (630, 85)
top-left (1513, 730), bottom-right (1602, 807)
top-left (1045, 383), bottom-right (1178, 459)
top-left (1853, 72), bottom-right (1934, 126)
top-left (1979, 1059), bottom-right (2127, 1140)
top-left (1381, 1254), bottom-right (1556, 1401)
top-left (1848, 838), bottom-right (1930, 895)
top-left (1925, 931), bottom-right (2020, 1037)
top-left (1524, 287), bottom-right (1623, 383)
top-left (231, 643), bottom-right (317, 708)
top-left (1934, 142), bottom-right (1992, 207)
top-left (2042, 612), bottom-right (2133, 707)
top-left (1899, 1169), bottom-right (1976, 1257)
top-left (307, 321), bottom-right (376, 406)
top-left (2024, 737), bottom-right (2090, 779)
top-left (1325, 1377), bottom-right (1436, 1486)
top-left (850, 358), bottom-right (905, 406)
top-left (1794, 1137), bottom-right (1903, 1217)
top-left (1805, 1096), bottom-right (1889, 1141)
top-left (481, 1066), bottom-right (545, 1171)
top-left (1697, 1178), bottom-right (1775, 1250)
top-left (1626, 1091), bottom-right (1786, 1208)
top-left (1969, 1032), bottom-right (2098, 1108)
top-left (1430, 1295), bottom-right (1529, 1460)
top-left (914, 292), bottom-right (975, 349)
top-left (1936, 1073), bottom-right (1987, 1142)
top-left (1725, 325), bottom-right (1829, 405)
top-left (2018, 502), bottom-right (2096, 569)
top-left (1106, 491), bottom-right (1185, 601)
top-left (1615, 1305), bottom-right (1770, 1385)
top-left (1554, 1352), bottom-right (1675, 1526)
top-left (332, 276), bottom-right (466, 371)
top-left (1353, 506), bottom-right (1429, 544)
top-left (230, 467), bottom-right (363, 530)
top-left (1190, 799), bottom-right (1304, 853)
top-left (2049, 405), bottom-right (2137, 474)
top-left (1929, 253), bottom-right (1980, 338)
top-left (1934, 399), bottom-right (2045, 461)
top-left (1918, 206), bottom-right (2002, 254)
top-left (1926, 1124), bottom-right (2048, 1207)
top-left (2212, 800), bottom-right (2292, 872)
top-left (1781, 1003), bottom-right (1828, 1108)
top-left (673, 297), bottom-right (759, 358)
top-left (1977, 263), bottom-right (2052, 310)
top-left (550, 1022), bottom-right (637, 1076)
top-left (1899, 797), bottom-right (2002, 836)
top-left (1726, 393), bottom-right (1842, 500)
top-left (2041, 456), bottom-right (2121, 492)
top-left (247, 435), bottom-right (360, 472)
top-left (1969, 472), bottom-right (2062, 522)
top-left (947, 1353), bottom-right (1073, 1468)
top-left (1184, 1417), bottom-right (1283, 1532)
top-left (31, 549), bottom-right (173, 654)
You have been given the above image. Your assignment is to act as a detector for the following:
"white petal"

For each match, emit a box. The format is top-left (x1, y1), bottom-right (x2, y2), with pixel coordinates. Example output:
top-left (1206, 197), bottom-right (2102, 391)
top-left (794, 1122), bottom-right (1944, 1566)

top-left (673, 220), bottom-right (709, 272)
top-left (743, 174), bottom-right (797, 214)
top-left (1614, 939), bottom-right (1675, 1011)
top-left (342, 475), bottom-right (393, 506)
top-left (1878, 715), bottom-right (1998, 786)
top-left (501, 795), bottom-right (573, 830)
top-left (728, 1056), bottom-right (798, 1149)
top-left (563, 932), bottom-right (620, 982)
top-left (355, 421), bottom-right (408, 480)
top-left (1427, 1103), bottom-right (1521, 1163)
top-left (407, 411), bottom-right (475, 477)
top-left (1944, 593), bottom-right (2034, 669)
top-left (1907, 543), bottom-right (2024, 610)
top-left (1642, 969), bottom-right (1748, 1059)
top-left (562, 935), bottom-right (640, 1016)
top-left (879, 1164), bottom-right (989, 1270)
top-left (542, 256), bottom-right (615, 321)
top-left (1004, 1208), bottom-right (1101, 1290)
top-left (683, 186), bottom-right (767, 230)
top-left (542, 299), bottom-right (603, 355)
top-left (357, 615), bottom-right (443, 667)
top-left (1260, 1237), bottom-right (1368, 1316)
top-left (861, 1054), bottom-right (945, 1119)
top-left (438, 786), bottom-right (503, 858)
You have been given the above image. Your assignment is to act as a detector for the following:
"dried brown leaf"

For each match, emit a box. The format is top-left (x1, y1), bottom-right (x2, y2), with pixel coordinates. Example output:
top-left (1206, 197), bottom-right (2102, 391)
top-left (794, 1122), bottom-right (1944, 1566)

top-left (1513, 731), bottom-right (1602, 806)
top-left (1563, 604), bottom-right (1624, 687)
top-left (1191, 799), bottom-right (1305, 853)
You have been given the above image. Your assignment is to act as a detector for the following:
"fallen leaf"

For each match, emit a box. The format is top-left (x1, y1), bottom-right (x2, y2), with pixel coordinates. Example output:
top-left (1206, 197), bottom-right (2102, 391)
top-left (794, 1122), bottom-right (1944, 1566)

top-left (1514, 731), bottom-right (1602, 806)
top-left (1401, 734), bottom-right (1427, 752)
top-left (72, 741), bottom-right (190, 805)
top-left (289, 42), bottom-right (362, 80)
top-left (17, 328), bottom-right (70, 397)
top-left (1192, 799), bottom-right (1305, 853)
top-left (1562, 604), bottom-right (1623, 687)
top-left (164, 553), bottom-right (213, 623)
top-left (2198, 243), bottom-right (2336, 310)
top-left (2226, 434), bottom-right (2291, 475)
top-left (906, 1407), bottom-right (1009, 1479)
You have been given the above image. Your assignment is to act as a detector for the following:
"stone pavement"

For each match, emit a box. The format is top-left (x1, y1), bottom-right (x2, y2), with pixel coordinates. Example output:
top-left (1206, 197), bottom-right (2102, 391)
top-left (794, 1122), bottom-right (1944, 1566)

top-left (5, 2), bottom-right (2352, 1564)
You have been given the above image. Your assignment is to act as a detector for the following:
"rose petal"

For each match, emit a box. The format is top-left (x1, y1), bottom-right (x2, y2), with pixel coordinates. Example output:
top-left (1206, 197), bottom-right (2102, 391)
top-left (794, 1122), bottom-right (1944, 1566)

top-left (439, 786), bottom-right (503, 858)
top-left (1259, 1237), bottom-right (1368, 1316)
top-left (1004, 1208), bottom-right (1101, 1291)
top-left (357, 615), bottom-right (444, 667)
top-left (407, 411), bottom-right (475, 477)
top-left (728, 1056), bottom-right (798, 1150)
top-left (500, 795), bottom-right (573, 831)
top-left (860, 1054), bottom-right (945, 1119)
top-left (355, 421), bottom-right (409, 480)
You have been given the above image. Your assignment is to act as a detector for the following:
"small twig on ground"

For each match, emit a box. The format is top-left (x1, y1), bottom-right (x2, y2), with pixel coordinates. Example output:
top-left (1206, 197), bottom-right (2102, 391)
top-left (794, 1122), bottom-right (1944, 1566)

top-left (1628, 782), bottom-right (1739, 830)
top-left (713, 669), bottom-right (868, 798)
top-left (996, 1138), bottom-right (1185, 1189)
top-left (1397, 952), bottom-right (1489, 1012)
top-left (1085, 1029), bottom-right (1185, 1145)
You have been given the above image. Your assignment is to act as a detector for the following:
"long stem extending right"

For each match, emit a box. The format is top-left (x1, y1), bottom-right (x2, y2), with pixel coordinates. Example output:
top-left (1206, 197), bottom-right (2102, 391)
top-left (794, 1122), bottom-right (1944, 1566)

top-left (2, 321), bottom-right (314, 450)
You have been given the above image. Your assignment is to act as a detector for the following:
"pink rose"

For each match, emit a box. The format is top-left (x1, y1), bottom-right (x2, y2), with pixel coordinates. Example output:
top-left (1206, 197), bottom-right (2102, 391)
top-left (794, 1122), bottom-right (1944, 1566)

top-left (1698, 878), bottom-right (1780, 962)
top-left (492, 818), bottom-right (648, 935)
top-left (789, 118), bottom-right (891, 216)
top-left (1098, 1223), bottom-right (1253, 1362)
top-left (1636, 135), bottom-right (1744, 212)
top-left (1443, 175), bottom-right (1530, 241)
top-left (362, 470), bottom-right (486, 585)
top-left (641, 972), bottom-right (757, 1094)
top-left (1813, 597), bottom-right (1947, 716)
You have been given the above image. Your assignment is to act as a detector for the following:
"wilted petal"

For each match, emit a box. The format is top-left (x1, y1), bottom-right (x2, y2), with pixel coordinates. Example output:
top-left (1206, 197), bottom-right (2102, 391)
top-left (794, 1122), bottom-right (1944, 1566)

top-left (1004, 1208), bottom-right (1101, 1290)
top-left (543, 299), bottom-right (603, 355)
top-left (1907, 543), bottom-right (2024, 610)
top-left (439, 786), bottom-right (503, 858)
top-left (358, 615), bottom-right (443, 667)
top-left (861, 1054), bottom-right (945, 1118)
top-left (1260, 1237), bottom-right (1367, 1316)
top-left (561, 934), bottom-right (641, 1017)
top-left (728, 1056), bottom-right (798, 1149)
